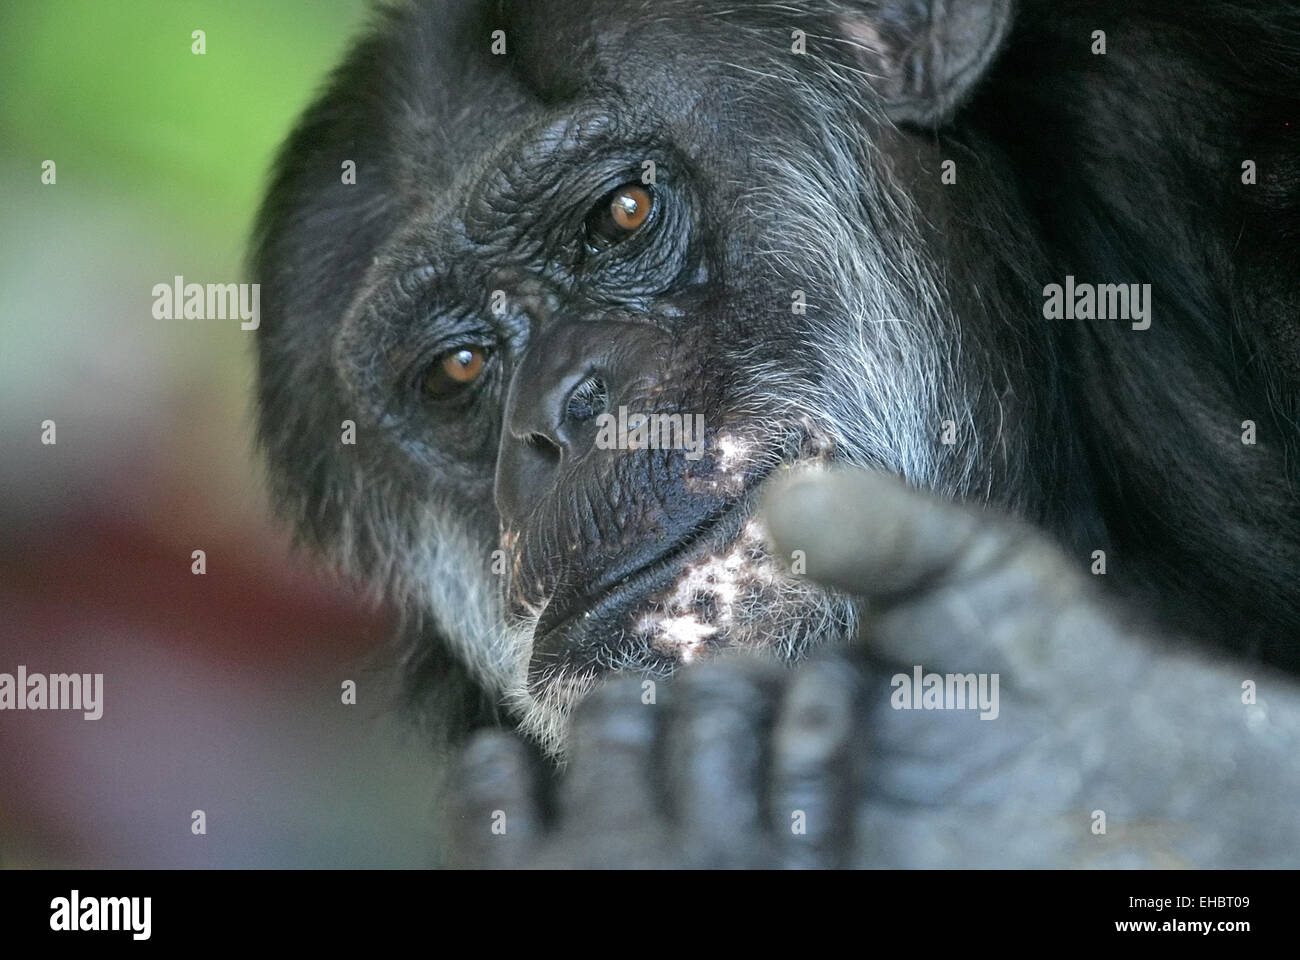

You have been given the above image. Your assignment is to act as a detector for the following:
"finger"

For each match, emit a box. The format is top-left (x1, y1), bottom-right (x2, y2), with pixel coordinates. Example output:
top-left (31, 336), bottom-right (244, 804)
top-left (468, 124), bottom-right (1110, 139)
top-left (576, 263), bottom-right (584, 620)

top-left (768, 655), bottom-right (863, 868)
top-left (446, 730), bottom-right (541, 868)
top-left (558, 674), bottom-right (662, 833)
top-left (661, 658), bottom-right (782, 865)
top-left (762, 467), bottom-right (1000, 601)
top-left (762, 467), bottom-right (1104, 688)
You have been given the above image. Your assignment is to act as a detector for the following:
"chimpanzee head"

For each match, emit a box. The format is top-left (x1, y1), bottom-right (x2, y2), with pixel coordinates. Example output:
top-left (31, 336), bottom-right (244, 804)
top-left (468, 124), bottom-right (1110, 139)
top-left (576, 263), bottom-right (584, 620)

top-left (253, 0), bottom-right (1056, 753)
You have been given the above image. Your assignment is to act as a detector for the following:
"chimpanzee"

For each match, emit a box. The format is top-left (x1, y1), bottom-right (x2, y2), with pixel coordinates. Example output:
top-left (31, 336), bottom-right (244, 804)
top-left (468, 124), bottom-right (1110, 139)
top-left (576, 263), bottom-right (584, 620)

top-left (252, 0), bottom-right (1300, 867)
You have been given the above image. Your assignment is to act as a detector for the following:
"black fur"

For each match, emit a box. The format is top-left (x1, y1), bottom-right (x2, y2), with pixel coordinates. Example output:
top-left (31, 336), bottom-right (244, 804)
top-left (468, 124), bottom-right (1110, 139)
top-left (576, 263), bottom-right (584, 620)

top-left (981, 0), bottom-right (1300, 666)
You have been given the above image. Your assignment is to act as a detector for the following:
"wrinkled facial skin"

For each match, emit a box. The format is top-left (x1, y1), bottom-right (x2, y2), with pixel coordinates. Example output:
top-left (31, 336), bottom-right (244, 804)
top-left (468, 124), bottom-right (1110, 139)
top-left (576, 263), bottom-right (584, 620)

top-left (253, 0), bottom-right (1056, 754)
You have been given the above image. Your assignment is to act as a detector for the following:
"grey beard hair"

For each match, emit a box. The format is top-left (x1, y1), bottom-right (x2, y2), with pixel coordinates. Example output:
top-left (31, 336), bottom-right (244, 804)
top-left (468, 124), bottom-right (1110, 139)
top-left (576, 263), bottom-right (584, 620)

top-left (290, 471), bottom-right (526, 708)
top-left (382, 501), bottom-right (601, 758)
top-left (407, 509), bottom-right (519, 692)
top-left (397, 504), bottom-right (569, 753)
top-left (507, 644), bottom-right (597, 760)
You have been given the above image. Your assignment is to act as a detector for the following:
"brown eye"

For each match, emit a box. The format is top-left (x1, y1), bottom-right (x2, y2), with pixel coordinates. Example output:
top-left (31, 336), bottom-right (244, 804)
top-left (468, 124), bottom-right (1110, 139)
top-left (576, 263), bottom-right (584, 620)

top-left (426, 346), bottom-right (488, 398)
top-left (586, 183), bottom-right (654, 250)
top-left (610, 184), bottom-right (652, 230)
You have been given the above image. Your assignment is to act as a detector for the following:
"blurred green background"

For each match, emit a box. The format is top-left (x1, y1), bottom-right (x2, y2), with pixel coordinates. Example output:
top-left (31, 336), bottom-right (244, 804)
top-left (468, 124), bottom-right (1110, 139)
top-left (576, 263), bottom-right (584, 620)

top-left (0, 1), bottom-right (444, 868)
top-left (2, 0), bottom-right (366, 439)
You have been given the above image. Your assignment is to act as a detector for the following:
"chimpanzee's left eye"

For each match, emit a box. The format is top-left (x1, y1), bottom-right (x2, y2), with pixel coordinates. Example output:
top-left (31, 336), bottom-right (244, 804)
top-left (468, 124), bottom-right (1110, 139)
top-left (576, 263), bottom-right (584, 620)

top-left (425, 345), bottom-right (489, 400)
top-left (584, 183), bottom-right (654, 252)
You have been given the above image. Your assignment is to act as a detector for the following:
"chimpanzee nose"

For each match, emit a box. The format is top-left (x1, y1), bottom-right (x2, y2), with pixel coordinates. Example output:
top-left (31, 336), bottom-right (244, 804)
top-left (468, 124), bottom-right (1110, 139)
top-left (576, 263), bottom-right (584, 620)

top-left (494, 319), bottom-right (664, 526)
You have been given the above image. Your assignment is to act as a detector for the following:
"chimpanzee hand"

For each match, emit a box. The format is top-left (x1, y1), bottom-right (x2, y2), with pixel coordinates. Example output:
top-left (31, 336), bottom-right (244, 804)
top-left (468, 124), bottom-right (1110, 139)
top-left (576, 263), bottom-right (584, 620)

top-left (446, 469), bottom-right (1300, 868)
top-left (445, 651), bottom-right (868, 868)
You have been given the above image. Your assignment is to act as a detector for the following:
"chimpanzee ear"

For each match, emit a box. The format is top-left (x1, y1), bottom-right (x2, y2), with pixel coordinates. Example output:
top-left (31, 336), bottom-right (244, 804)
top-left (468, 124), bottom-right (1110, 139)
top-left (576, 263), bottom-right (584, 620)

top-left (836, 0), bottom-right (1016, 127)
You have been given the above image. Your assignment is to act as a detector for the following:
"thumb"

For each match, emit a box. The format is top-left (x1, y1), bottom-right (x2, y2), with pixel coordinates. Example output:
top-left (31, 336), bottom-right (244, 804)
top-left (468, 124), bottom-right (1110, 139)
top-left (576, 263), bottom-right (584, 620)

top-left (761, 467), bottom-right (1008, 602)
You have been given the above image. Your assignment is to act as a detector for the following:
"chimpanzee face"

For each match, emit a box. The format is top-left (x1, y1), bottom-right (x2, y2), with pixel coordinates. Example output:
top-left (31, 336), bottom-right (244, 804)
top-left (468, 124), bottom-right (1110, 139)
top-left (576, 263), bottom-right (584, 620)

top-left (255, 0), bottom-right (1030, 751)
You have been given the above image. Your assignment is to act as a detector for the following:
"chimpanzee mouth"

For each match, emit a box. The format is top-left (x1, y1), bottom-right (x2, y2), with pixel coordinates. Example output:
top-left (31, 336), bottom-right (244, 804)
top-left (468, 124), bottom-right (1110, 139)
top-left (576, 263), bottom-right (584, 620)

top-left (528, 422), bottom-right (833, 672)
top-left (529, 470), bottom-right (773, 668)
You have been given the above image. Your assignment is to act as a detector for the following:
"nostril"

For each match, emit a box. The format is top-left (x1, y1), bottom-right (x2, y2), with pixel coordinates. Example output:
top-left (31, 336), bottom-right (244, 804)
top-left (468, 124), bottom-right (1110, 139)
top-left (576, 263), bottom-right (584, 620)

top-left (525, 431), bottom-right (562, 465)
top-left (565, 375), bottom-right (609, 424)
